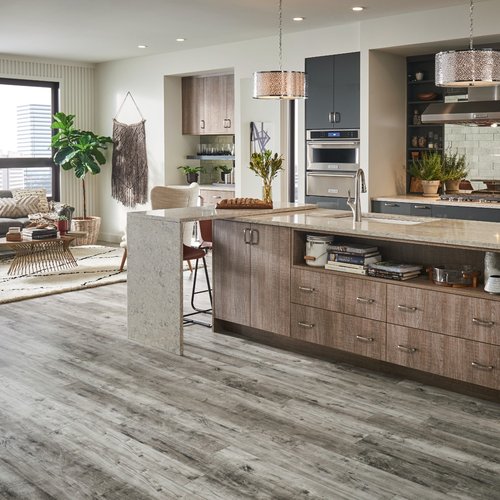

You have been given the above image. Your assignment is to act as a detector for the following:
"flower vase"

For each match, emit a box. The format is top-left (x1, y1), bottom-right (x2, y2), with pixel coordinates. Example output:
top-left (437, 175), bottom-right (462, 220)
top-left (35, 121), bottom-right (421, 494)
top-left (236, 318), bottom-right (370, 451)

top-left (262, 182), bottom-right (272, 204)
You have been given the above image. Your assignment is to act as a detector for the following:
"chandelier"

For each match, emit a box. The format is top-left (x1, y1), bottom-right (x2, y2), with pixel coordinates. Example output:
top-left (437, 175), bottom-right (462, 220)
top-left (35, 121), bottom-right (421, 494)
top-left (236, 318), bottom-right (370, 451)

top-left (435, 0), bottom-right (500, 87)
top-left (253, 0), bottom-right (307, 99)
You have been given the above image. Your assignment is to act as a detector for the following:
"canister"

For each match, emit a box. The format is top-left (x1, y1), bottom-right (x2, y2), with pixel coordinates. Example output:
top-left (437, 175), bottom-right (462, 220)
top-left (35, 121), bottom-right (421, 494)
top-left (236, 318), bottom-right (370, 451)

top-left (305, 234), bottom-right (334, 267)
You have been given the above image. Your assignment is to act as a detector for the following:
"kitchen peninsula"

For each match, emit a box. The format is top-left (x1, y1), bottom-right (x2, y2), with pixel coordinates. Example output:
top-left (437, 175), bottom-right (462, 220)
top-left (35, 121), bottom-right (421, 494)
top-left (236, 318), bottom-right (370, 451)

top-left (128, 206), bottom-right (500, 397)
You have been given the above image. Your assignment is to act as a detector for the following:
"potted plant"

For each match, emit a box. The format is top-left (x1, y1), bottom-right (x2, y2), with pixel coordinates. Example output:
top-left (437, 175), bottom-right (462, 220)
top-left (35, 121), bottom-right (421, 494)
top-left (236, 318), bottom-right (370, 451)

top-left (51, 112), bottom-right (113, 244)
top-left (249, 149), bottom-right (284, 204)
top-left (55, 215), bottom-right (69, 235)
top-left (409, 151), bottom-right (442, 197)
top-left (215, 164), bottom-right (233, 183)
top-left (177, 165), bottom-right (203, 184)
top-left (442, 149), bottom-right (468, 193)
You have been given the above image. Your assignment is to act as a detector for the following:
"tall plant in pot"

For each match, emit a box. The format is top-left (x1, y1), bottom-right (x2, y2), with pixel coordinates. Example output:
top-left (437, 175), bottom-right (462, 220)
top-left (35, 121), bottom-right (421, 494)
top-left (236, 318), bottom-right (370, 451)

top-left (442, 149), bottom-right (468, 193)
top-left (51, 112), bottom-right (113, 244)
top-left (409, 151), bottom-right (443, 197)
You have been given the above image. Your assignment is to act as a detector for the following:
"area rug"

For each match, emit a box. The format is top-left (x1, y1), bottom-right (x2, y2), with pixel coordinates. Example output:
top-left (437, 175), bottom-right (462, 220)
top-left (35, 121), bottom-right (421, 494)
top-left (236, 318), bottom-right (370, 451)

top-left (0, 245), bottom-right (126, 304)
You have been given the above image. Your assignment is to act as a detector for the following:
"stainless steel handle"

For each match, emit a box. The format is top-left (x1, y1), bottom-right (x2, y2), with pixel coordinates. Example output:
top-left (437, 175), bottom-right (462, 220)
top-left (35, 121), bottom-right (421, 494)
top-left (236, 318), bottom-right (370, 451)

top-left (226, 118), bottom-right (231, 128)
top-left (306, 173), bottom-right (356, 178)
top-left (356, 297), bottom-right (375, 304)
top-left (413, 205), bottom-right (430, 209)
top-left (298, 321), bottom-right (315, 329)
top-left (334, 112), bottom-right (341, 123)
top-left (471, 361), bottom-right (494, 371)
top-left (328, 112), bottom-right (335, 123)
top-left (200, 119), bottom-right (205, 129)
top-left (212, 196), bottom-right (222, 199)
top-left (472, 318), bottom-right (495, 327)
top-left (298, 286), bottom-right (316, 293)
top-left (397, 345), bottom-right (417, 353)
top-left (251, 228), bottom-right (259, 245)
top-left (384, 203), bottom-right (399, 207)
top-left (356, 335), bottom-right (374, 343)
top-left (243, 228), bottom-right (251, 244)
top-left (397, 304), bottom-right (418, 312)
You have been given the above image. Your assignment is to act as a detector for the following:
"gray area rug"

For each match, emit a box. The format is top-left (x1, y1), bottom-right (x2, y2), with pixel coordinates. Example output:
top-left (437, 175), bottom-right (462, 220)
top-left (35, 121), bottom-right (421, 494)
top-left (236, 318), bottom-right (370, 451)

top-left (0, 245), bottom-right (126, 304)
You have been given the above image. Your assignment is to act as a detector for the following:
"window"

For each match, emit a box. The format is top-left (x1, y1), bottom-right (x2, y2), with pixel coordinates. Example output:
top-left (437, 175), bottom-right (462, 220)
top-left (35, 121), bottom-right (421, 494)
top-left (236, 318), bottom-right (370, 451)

top-left (0, 78), bottom-right (59, 199)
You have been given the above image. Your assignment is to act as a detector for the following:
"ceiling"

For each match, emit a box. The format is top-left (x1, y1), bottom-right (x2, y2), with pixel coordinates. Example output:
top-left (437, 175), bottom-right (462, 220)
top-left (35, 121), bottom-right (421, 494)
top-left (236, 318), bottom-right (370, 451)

top-left (0, 0), bottom-right (474, 63)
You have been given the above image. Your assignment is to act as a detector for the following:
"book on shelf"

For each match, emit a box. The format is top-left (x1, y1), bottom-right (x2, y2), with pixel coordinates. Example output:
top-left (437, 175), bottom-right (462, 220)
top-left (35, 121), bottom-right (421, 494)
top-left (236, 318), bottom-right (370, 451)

top-left (324, 262), bottom-right (367, 275)
top-left (367, 268), bottom-right (421, 281)
top-left (329, 252), bottom-right (382, 265)
top-left (368, 261), bottom-right (423, 274)
top-left (327, 242), bottom-right (379, 255)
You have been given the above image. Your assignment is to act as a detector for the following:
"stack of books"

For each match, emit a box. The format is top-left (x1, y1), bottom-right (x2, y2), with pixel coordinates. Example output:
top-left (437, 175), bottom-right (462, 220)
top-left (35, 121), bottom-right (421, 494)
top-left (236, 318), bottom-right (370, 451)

top-left (22, 227), bottom-right (58, 240)
top-left (325, 242), bottom-right (381, 275)
top-left (367, 261), bottom-right (423, 281)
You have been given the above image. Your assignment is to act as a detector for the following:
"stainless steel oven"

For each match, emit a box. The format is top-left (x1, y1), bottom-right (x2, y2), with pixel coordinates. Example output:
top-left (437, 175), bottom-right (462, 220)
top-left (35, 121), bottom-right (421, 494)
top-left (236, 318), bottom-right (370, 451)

top-left (306, 129), bottom-right (360, 208)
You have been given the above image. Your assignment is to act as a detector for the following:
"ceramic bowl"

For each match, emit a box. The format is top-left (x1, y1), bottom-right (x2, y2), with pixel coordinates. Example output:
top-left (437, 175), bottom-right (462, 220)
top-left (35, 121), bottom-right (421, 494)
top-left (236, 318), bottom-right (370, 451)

top-left (417, 92), bottom-right (438, 101)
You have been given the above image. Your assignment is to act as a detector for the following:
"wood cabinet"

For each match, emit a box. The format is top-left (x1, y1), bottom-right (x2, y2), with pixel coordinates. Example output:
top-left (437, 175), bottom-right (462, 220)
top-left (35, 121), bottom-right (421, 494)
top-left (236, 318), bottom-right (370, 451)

top-left (213, 220), bottom-right (290, 336)
top-left (182, 75), bottom-right (234, 135)
top-left (199, 188), bottom-right (235, 206)
top-left (305, 52), bottom-right (360, 130)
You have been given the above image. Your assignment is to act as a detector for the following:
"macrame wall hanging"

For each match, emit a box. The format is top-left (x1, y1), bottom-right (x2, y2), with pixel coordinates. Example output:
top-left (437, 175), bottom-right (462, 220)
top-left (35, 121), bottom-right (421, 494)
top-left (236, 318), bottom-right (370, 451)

top-left (112, 91), bottom-right (148, 207)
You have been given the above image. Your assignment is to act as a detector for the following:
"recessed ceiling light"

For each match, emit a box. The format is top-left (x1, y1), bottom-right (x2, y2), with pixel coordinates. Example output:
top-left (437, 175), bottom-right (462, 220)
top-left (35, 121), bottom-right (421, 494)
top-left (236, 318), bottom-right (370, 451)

top-left (293, 17), bottom-right (305, 22)
top-left (352, 6), bottom-right (365, 12)
top-left (176, 38), bottom-right (186, 42)
top-left (137, 45), bottom-right (147, 49)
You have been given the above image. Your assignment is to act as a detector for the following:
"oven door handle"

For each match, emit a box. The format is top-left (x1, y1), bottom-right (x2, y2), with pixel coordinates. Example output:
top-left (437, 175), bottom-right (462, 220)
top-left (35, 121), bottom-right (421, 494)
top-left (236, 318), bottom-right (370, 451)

top-left (306, 173), bottom-right (356, 178)
top-left (307, 141), bottom-right (360, 147)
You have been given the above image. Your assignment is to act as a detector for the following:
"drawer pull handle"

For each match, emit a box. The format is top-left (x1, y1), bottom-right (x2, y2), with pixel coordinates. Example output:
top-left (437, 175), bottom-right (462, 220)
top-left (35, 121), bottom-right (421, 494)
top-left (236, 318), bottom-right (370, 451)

top-left (356, 297), bottom-right (374, 304)
top-left (397, 304), bottom-right (417, 312)
top-left (471, 361), bottom-right (494, 371)
top-left (298, 321), bottom-right (315, 329)
top-left (384, 203), bottom-right (399, 207)
top-left (356, 335), bottom-right (374, 343)
top-left (298, 286), bottom-right (316, 293)
top-left (472, 318), bottom-right (495, 327)
top-left (397, 344), bottom-right (417, 353)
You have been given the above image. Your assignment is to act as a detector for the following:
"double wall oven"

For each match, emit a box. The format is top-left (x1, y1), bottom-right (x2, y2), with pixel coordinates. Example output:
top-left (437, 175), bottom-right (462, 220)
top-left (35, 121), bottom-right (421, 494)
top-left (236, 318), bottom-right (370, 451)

top-left (305, 129), bottom-right (360, 209)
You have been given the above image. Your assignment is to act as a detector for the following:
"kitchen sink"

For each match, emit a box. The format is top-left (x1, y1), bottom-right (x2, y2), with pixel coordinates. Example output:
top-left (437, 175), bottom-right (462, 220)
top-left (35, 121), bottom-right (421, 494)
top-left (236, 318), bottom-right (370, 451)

top-left (362, 216), bottom-right (426, 225)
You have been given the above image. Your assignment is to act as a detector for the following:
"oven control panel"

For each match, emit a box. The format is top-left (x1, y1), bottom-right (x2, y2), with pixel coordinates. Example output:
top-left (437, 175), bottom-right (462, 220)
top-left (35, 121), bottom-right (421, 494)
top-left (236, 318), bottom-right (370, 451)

top-left (307, 129), bottom-right (359, 140)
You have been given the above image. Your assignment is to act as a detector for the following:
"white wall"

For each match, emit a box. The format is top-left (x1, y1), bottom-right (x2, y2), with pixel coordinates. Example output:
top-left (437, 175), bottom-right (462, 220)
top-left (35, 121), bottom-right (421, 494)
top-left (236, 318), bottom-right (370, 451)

top-left (95, 0), bottom-right (500, 241)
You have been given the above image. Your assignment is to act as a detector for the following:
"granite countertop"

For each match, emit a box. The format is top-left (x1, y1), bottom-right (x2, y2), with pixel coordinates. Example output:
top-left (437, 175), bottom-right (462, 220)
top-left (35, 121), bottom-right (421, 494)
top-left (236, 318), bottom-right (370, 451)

top-left (233, 208), bottom-right (500, 252)
top-left (373, 194), bottom-right (500, 210)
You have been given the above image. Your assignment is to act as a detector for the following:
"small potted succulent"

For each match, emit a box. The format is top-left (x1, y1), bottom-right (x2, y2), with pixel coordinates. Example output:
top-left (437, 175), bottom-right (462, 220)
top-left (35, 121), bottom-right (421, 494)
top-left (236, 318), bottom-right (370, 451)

top-left (215, 164), bottom-right (233, 183)
top-left (409, 151), bottom-right (442, 197)
top-left (442, 149), bottom-right (468, 193)
top-left (55, 215), bottom-right (69, 235)
top-left (177, 165), bottom-right (203, 184)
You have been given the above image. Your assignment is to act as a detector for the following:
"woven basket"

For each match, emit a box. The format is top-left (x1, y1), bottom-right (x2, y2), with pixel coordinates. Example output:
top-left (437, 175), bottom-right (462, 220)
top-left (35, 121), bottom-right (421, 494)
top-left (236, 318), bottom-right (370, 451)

top-left (71, 216), bottom-right (101, 245)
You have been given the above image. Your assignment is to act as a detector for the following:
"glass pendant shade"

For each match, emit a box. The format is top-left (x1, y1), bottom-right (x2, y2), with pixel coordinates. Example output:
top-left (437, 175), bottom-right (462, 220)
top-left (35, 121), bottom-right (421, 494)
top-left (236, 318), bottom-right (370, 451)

top-left (435, 49), bottom-right (500, 87)
top-left (253, 70), bottom-right (307, 99)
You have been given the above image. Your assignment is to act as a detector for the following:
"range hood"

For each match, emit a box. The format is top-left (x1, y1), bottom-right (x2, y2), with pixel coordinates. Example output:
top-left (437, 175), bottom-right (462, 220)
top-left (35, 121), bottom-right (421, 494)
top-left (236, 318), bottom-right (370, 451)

top-left (421, 86), bottom-right (500, 126)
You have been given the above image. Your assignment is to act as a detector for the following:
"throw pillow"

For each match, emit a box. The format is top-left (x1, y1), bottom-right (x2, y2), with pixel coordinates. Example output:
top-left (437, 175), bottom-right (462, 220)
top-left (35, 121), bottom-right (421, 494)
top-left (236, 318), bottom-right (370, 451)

top-left (0, 196), bottom-right (40, 218)
top-left (12, 188), bottom-right (50, 213)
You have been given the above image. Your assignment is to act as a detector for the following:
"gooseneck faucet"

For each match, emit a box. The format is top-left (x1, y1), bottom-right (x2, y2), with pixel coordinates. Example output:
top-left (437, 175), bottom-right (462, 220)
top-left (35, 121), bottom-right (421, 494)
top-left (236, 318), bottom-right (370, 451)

top-left (346, 168), bottom-right (367, 223)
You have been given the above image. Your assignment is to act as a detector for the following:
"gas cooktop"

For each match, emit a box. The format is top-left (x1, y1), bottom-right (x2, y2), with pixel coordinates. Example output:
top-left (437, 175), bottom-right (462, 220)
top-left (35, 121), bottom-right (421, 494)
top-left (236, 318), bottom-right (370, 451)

top-left (440, 191), bottom-right (500, 203)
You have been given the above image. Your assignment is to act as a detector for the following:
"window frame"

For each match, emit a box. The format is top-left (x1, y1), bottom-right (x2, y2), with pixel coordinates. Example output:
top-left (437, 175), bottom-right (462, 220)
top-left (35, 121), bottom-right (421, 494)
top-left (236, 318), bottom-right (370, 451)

top-left (0, 77), bottom-right (60, 200)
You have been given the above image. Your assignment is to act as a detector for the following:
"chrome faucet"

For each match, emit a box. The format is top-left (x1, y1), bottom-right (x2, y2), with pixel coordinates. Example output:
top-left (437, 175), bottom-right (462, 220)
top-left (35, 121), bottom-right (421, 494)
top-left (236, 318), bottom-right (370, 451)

top-left (347, 168), bottom-right (367, 223)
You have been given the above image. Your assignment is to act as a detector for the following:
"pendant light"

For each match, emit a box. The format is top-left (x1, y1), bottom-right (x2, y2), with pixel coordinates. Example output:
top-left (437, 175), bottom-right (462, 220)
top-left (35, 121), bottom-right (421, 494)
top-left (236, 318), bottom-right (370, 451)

top-left (435, 0), bottom-right (500, 87)
top-left (253, 0), bottom-right (307, 99)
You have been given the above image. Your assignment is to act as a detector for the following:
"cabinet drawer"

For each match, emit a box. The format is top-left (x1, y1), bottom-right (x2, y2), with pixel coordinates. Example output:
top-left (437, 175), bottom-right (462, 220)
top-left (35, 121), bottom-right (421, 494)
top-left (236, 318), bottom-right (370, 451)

top-left (386, 324), bottom-right (446, 376)
top-left (291, 304), bottom-right (342, 346)
top-left (371, 200), bottom-right (411, 216)
top-left (387, 285), bottom-right (500, 345)
top-left (337, 315), bottom-right (386, 360)
top-left (344, 277), bottom-right (386, 321)
top-left (444, 337), bottom-right (500, 390)
top-left (291, 268), bottom-right (344, 312)
top-left (200, 189), bottom-right (234, 205)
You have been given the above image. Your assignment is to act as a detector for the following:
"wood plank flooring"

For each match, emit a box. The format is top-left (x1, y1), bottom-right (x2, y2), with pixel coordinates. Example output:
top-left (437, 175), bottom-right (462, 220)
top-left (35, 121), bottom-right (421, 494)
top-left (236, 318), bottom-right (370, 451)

top-left (0, 269), bottom-right (499, 499)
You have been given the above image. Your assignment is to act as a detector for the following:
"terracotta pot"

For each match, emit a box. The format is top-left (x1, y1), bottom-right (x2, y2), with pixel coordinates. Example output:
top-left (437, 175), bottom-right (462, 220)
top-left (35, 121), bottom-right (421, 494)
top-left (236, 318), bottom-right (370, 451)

top-left (56, 219), bottom-right (69, 235)
top-left (421, 180), bottom-right (440, 197)
top-left (445, 179), bottom-right (461, 193)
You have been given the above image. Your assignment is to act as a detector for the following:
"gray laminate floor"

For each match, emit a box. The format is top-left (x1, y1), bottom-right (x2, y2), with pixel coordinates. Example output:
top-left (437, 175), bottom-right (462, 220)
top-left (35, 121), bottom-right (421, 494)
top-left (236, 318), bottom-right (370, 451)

top-left (0, 268), bottom-right (499, 499)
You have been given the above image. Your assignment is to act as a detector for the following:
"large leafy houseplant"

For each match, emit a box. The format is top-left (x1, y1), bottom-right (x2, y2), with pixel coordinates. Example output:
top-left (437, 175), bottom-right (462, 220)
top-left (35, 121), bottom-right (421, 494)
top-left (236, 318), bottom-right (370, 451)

top-left (51, 112), bottom-right (113, 219)
top-left (249, 149), bottom-right (284, 203)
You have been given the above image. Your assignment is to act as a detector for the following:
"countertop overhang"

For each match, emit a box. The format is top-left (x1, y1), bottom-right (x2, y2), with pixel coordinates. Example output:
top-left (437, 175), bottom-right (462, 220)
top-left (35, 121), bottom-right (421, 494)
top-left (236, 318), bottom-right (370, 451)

top-left (373, 195), bottom-right (500, 210)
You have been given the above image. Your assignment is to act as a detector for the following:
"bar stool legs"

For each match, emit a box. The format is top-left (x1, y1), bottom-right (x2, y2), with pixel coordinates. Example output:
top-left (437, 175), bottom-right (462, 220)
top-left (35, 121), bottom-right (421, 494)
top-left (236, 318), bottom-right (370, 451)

top-left (183, 254), bottom-right (212, 328)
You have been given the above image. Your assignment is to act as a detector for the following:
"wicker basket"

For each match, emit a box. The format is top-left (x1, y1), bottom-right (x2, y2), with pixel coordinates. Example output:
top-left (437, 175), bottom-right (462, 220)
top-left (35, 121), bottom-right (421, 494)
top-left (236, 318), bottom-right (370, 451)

top-left (71, 216), bottom-right (101, 245)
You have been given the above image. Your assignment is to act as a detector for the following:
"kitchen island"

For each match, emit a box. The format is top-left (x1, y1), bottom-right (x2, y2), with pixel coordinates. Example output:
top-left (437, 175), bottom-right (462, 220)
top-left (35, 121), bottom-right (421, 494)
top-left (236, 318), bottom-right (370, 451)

top-left (128, 206), bottom-right (500, 397)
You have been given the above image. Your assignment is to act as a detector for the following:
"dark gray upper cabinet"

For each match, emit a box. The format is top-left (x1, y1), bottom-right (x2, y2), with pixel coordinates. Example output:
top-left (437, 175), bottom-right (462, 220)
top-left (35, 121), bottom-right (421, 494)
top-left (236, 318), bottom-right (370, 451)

top-left (305, 52), bottom-right (360, 130)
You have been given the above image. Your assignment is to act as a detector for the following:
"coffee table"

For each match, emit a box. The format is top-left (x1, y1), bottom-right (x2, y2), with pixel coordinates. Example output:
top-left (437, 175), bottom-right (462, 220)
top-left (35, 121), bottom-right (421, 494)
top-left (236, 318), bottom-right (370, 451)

top-left (0, 236), bottom-right (77, 275)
